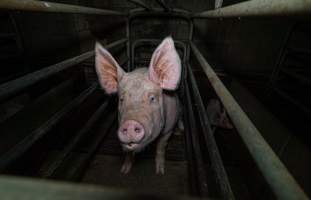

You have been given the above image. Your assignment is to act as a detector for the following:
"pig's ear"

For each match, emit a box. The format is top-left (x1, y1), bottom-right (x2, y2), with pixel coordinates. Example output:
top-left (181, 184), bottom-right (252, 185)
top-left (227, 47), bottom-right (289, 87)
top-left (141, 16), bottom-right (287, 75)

top-left (148, 37), bottom-right (181, 90)
top-left (95, 42), bottom-right (125, 94)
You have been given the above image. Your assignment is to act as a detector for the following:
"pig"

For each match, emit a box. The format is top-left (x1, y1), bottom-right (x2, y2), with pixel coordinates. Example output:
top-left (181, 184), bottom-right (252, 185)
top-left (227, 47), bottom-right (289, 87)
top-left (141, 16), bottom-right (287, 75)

top-left (206, 98), bottom-right (233, 130)
top-left (95, 37), bottom-right (182, 174)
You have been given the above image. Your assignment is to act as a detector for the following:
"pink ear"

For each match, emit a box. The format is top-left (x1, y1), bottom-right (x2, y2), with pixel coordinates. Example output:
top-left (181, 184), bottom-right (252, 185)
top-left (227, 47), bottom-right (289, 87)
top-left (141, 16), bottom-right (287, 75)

top-left (148, 37), bottom-right (181, 90)
top-left (95, 42), bottom-right (124, 94)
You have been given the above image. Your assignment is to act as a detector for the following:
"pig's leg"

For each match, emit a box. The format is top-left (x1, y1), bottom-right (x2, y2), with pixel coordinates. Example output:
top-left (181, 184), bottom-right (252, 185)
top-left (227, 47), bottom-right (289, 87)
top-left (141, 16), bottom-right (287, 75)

top-left (121, 152), bottom-right (134, 174)
top-left (174, 119), bottom-right (184, 136)
top-left (155, 131), bottom-right (172, 174)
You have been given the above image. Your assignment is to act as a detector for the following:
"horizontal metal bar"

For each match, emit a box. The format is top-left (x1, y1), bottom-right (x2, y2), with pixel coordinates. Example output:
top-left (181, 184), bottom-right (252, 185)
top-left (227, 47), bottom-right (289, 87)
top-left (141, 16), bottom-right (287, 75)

top-left (281, 68), bottom-right (311, 87)
top-left (41, 98), bottom-right (111, 178)
top-left (131, 39), bottom-right (187, 67)
top-left (128, 0), bottom-right (152, 10)
top-left (272, 86), bottom-right (311, 118)
top-left (0, 84), bottom-right (97, 172)
top-left (187, 65), bottom-right (234, 200)
top-left (194, 0), bottom-right (311, 18)
top-left (0, 175), bottom-right (206, 200)
top-left (0, 0), bottom-right (125, 15)
top-left (0, 38), bottom-right (127, 102)
top-left (129, 8), bottom-right (191, 20)
top-left (190, 42), bottom-right (308, 200)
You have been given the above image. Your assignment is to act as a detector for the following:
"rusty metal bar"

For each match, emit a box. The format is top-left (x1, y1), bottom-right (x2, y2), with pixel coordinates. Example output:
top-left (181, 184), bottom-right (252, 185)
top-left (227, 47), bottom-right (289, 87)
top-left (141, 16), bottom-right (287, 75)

top-left (187, 65), bottom-right (235, 200)
top-left (0, 38), bottom-right (127, 102)
top-left (190, 42), bottom-right (308, 200)
top-left (128, 0), bottom-right (152, 10)
top-left (0, 0), bottom-right (125, 15)
top-left (0, 84), bottom-right (98, 172)
top-left (194, 0), bottom-right (311, 18)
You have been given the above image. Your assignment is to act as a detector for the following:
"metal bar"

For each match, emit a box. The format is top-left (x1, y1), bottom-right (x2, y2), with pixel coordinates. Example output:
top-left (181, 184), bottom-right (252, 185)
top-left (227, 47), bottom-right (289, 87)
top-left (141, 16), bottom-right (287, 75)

top-left (65, 111), bottom-right (117, 181)
top-left (0, 0), bottom-right (125, 15)
top-left (281, 68), bottom-right (311, 87)
top-left (155, 0), bottom-right (171, 11)
top-left (0, 175), bottom-right (208, 200)
top-left (0, 84), bottom-right (98, 172)
top-left (272, 86), bottom-right (311, 118)
top-left (128, 0), bottom-right (151, 10)
top-left (215, 0), bottom-right (223, 9)
top-left (184, 79), bottom-right (209, 197)
top-left (41, 99), bottom-right (111, 178)
top-left (188, 65), bottom-right (235, 200)
top-left (131, 39), bottom-right (187, 67)
top-left (0, 38), bottom-right (127, 102)
top-left (129, 9), bottom-right (191, 20)
top-left (190, 42), bottom-right (308, 200)
top-left (126, 18), bottom-right (131, 71)
top-left (194, 0), bottom-right (311, 18)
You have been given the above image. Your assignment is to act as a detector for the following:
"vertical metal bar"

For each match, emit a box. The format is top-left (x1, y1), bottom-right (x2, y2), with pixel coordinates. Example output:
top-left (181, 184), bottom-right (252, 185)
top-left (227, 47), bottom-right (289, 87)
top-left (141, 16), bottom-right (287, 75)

top-left (0, 0), bottom-right (125, 15)
top-left (184, 82), bottom-right (209, 197)
top-left (194, 0), bottom-right (311, 18)
top-left (126, 18), bottom-right (131, 71)
top-left (215, 0), bottom-right (223, 9)
top-left (190, 42), bottom-right (308, 200)
top-left (188, 65), bottom-right (235, 200)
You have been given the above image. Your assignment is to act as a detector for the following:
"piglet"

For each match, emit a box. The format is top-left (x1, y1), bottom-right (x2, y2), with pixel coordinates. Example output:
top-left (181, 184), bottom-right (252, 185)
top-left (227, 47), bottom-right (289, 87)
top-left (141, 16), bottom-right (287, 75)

top-left (95, 37), bottom-right (183, 174)
top-left (206, 98), bottom-right (233, 130)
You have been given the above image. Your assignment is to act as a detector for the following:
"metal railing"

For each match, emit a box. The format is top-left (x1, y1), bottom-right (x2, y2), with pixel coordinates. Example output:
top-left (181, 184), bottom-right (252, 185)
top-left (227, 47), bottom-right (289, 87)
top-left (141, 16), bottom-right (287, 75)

top-left (0, 0), bottom-right (310, 199)
top-left (0, 39), bottom-right (127, 102)
top-left (0, 0), bottom-right (125, 15)
top-left (194, 0), bottom-right (311, 18)
top-left (190, 41), bottom-right (308, 200)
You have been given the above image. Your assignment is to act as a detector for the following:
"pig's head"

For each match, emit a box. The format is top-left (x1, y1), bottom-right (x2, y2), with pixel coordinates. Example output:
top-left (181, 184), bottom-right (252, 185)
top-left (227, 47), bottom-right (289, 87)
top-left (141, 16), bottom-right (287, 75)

top-left (95, 37), bottom-right (181, 153)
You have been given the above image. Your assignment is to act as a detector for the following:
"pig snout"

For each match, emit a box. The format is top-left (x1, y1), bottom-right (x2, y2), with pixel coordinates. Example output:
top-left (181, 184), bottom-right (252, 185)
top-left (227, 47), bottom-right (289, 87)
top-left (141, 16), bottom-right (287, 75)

top-left (118, 120), bottom-right (145, 145)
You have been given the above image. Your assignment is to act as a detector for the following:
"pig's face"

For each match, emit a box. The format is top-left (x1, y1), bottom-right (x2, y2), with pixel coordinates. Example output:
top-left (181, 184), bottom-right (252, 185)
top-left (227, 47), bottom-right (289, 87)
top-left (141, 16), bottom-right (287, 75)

top-left (95, 37), bottom-right (181, 152)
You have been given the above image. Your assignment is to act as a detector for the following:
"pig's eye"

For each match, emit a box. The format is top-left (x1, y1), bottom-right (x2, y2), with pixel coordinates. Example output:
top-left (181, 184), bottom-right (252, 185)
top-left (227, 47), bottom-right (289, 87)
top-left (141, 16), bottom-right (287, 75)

top-left (149, 95), bottom-right (156, 103)
top-left (119, 97), bottom-right (124, 103)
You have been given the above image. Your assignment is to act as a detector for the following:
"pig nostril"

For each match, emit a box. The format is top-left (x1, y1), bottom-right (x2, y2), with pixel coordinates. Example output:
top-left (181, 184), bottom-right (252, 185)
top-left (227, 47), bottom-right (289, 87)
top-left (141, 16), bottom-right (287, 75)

top-left (122, 128), bottom-right (127, 134)
top-left (134, 127), bottom-right (141, 133)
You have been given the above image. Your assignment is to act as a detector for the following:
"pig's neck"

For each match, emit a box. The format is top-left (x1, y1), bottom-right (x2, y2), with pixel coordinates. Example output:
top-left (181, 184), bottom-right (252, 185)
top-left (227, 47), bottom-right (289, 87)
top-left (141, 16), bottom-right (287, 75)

top-left (162, 91), bottom-right (179, 135)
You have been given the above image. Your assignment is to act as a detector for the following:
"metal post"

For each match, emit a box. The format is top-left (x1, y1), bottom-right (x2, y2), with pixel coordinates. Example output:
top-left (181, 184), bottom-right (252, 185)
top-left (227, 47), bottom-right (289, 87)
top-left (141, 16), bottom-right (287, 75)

top-left (190, 42), bottom-right (308, 200)
top-left (194, 0), bottom-right (311, 18)
top-left (0, 38), bottom-right (127, 102)
top-left (0, 0), bottom-right (125, 15)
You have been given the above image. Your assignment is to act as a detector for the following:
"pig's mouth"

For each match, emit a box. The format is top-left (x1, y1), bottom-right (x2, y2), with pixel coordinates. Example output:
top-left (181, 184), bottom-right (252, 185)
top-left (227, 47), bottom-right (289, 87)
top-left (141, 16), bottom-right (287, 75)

top-left (121, 142), bottom-right (144, 152)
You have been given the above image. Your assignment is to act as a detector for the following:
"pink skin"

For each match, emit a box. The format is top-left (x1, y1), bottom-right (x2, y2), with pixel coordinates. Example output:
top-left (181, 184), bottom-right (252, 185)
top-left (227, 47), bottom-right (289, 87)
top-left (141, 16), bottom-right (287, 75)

top-left (95, 37), bottom-right (181, 174)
